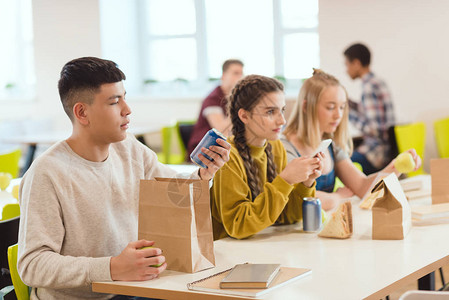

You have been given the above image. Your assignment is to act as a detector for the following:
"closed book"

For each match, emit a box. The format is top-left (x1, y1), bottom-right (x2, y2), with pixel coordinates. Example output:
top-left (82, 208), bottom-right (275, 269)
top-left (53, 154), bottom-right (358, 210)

top-left (220, 263), bottom-right (280, 289)
top-left (187, 266), bottom-right (311, 298)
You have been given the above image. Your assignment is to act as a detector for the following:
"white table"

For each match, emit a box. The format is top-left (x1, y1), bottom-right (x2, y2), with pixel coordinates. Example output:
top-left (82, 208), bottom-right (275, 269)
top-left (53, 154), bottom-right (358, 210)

top-left (93, 175), bottom-right (448, 299)
top-left (0, 125), bottom-right (159, 146)
top-left (0, 124), bottom-right (161, 176)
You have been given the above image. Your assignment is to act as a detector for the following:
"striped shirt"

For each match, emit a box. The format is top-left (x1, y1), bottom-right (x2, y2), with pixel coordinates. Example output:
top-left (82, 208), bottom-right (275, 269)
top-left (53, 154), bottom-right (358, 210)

top-left (349, 72), bottom-right (395, 168)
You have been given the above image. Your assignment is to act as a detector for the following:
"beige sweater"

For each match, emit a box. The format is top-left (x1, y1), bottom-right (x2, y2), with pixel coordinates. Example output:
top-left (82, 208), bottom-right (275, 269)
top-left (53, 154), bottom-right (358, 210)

top-left (18, 134), bottom-right (197, 299)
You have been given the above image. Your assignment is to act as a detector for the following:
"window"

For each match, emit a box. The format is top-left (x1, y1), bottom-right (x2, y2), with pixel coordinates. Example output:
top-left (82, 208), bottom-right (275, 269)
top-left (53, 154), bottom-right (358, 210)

top-left (143, 0), bottom-right (198, 82)
top-left (100, 0), bottom-right (319, 97)
top-left (0, 0), bottom-right (35, 100)
top-left (275, 0), bottom-right (319, 80)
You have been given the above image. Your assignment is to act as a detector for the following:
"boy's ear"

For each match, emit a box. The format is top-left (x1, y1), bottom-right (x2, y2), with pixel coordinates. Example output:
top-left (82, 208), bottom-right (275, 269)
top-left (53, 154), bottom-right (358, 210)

top-left (72, 102), bottom-right (89, 125)
top-left (354, 59), bottom-right (363, 69)
top-left (238, 108), bottom-right (250, 124)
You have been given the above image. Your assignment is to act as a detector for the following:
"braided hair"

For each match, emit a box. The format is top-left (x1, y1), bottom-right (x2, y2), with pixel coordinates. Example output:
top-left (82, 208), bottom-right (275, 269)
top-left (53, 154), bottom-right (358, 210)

top-left (227, 75), bottom-right (284, 199)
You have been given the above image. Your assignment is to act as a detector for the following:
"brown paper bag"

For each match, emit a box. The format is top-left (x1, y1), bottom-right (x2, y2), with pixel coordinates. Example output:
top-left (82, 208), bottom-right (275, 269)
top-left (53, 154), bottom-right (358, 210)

top-left (431, 158), bottom-right (449, 204)
top-left (371, 173), bottom-right (412, 240)
top-left (138, 177), bottom-right (215, 273)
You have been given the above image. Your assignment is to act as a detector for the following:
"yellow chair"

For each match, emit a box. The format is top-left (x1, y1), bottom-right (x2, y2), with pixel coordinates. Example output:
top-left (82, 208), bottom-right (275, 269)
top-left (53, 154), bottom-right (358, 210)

top-left (0, 216), bottom-right (20, 299)
top-left (0, 148), bottom-right (22, 178)
top-left (157, 120), bottom-right (195, 164)
top-left (434, 117), bottom-right (449, 158)
top-left (394, 122), bottom-right (426, 177)
top-left (2, 203), bottom-right (20, 221)
top-left (8, 244), bottom-right (30, 300)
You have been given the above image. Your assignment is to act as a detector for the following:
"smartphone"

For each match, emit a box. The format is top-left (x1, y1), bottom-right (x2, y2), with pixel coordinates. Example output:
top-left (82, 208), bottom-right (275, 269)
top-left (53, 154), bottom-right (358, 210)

top-left (311, 139), bottom-right (332, 157)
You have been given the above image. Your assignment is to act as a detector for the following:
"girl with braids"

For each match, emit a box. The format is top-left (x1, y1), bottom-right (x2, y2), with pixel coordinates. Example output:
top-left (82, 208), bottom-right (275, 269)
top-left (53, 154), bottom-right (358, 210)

top-left (210, 75), bottom-right (323, 240)
top-left (282, 69), bottom-right (421, 211)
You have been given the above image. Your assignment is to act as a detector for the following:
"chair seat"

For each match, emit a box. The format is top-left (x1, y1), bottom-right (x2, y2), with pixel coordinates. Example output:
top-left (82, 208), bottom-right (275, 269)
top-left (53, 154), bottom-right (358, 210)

top-left (157, 153), bottom-right (186, 165)
top-left (434, 117), bottom-right (449, 158)
top-left (394, 122), bottom-right (426, 177)
top-left (0, 148), bottom-right (21, 178)
top-left (158, 120), bottom-right (196, 165)
top-left (8, 244), bottom-right (30, 300)
top-left (2, 203), bottom-right (20, 221)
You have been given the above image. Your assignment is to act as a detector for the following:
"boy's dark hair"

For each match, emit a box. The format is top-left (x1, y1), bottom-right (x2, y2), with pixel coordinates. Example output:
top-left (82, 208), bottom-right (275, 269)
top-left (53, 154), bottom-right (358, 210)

top-left (222, 59), bottom-right (244, 73)
top-left (344, 43), bottom-right (371, 67)
top-left (58, 57), bottom-right (126, 121)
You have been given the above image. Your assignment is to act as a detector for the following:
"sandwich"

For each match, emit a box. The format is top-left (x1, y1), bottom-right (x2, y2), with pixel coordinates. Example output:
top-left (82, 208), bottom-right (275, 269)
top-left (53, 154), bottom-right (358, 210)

top-left (318, 202), bottom-right (353, 239)
top-left (359, 173), bottom-right (389, 209)
top-left (359, 189), bottom-right (384, 209)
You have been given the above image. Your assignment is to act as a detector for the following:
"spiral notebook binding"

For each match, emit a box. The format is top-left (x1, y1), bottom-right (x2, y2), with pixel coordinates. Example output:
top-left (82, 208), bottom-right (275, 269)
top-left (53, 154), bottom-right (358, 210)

top-left (187, 263), bottom-right (249, 287)
top-left (187, 267), bottom-right (234, 287)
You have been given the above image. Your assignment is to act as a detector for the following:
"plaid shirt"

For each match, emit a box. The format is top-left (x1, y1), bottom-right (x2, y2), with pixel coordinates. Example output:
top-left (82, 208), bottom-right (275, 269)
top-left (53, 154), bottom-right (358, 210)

top-left (349, 72), bottom-right (395, 168)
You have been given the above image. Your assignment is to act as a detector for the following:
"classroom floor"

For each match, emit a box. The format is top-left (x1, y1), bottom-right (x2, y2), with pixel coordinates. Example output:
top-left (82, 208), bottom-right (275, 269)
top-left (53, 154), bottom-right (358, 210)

top-left (388, 264), bottom-right (449, 299)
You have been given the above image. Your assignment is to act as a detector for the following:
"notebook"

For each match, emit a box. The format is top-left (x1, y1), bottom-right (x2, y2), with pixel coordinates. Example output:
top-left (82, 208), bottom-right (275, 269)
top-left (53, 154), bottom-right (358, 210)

top-left (187, 266), bottom-right (311, 298)
top-left (400, 178), bottom-right (423, 192)
top-left (411, 202), bottom-right (449, 220)
top-left (220, 263), bottom-right (281, 289)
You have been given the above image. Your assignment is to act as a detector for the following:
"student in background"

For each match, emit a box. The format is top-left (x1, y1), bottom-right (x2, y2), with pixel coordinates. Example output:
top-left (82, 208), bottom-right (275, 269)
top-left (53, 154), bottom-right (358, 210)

top-left (18, 57), bottom-right (230, 300)
top-left (211, 75), bottom-right (323, 240)
top-left (344, 43), bottom-right (396, 174)
top-left (188, 59), bottom-right (244, 156)
top-left (282, 69), bottom-right (421, 211)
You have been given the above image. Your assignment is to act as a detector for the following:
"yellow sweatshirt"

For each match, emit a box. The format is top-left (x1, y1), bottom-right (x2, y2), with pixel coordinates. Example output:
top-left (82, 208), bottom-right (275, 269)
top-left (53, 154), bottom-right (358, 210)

top-left (211, 137), bottom-right (316, 240)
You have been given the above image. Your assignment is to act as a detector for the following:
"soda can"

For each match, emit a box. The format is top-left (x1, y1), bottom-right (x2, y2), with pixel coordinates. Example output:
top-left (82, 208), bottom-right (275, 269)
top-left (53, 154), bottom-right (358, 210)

top-left (190, 128), bottom-right (226, 168)
top-left (302, 197), bottom-right (322, 232)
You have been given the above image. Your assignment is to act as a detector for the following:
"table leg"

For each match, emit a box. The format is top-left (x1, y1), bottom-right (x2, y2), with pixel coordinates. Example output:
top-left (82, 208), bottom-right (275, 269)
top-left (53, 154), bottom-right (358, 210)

top-left (20, 144), bottom-right (37, 177)
top-left (418, 272), bottom-right (435, 290)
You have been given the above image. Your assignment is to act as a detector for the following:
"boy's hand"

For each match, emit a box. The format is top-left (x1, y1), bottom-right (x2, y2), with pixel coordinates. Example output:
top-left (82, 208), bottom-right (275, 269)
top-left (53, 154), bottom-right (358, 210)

top-left (110, 240), bottom-right (166, 281)
top-left (198, 139), bottom-right (231, 181)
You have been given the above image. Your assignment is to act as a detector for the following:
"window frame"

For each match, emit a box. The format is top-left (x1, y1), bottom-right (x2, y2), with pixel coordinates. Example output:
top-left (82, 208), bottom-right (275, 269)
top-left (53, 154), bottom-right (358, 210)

top-left (136, 0), bottom-right (318, 97)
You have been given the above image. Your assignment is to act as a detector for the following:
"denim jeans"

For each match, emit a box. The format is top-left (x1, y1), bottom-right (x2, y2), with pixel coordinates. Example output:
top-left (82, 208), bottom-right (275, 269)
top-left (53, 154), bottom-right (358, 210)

top-left (351, 151), bottom-right (379, 175)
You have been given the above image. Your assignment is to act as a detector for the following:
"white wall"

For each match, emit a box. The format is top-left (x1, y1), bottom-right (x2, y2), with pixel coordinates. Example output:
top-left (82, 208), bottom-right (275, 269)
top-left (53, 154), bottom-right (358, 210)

top-left (34, 0), bottom-right (104, 130)
top-left (319, 0), bottom-right (449, 171)
top-left (0, 0), bottom-right (102, 130)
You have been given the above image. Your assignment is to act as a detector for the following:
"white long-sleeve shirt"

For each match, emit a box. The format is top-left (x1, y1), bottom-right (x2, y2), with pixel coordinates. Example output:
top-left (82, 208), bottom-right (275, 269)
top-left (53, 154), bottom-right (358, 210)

top-left (18, 133), bottom-right (197, 299)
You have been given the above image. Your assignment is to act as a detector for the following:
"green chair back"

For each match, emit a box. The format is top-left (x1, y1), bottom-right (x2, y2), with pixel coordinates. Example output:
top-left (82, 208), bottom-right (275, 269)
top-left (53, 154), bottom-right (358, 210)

top-left (2, 203), bottom-right (20, 221)
top-left (394, 122), bottom-right (426, 177)
top-left (0, 149), bottom-right (21, 178)
top-left (157, 120), bottom-right (195, 164)
top-left (434, 117), bottom-right (449, 158)
top-left (8, 244), bottom-right (30, 300)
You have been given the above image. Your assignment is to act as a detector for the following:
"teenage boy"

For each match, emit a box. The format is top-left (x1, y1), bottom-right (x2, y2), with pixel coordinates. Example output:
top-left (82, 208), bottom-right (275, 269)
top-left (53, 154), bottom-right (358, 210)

top-left (188, 59), bottom-right (244, 156)
top-left (344, 43), bottom-right (395, 175)
top-left (17, 57), bottom-right (230, 300)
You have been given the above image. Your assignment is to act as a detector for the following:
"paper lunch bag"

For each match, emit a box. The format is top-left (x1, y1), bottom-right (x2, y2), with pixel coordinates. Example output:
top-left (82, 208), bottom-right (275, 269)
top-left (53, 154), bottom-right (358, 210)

top-left (431, 158), bottom-right (449, 204)
top-left (371, 173), bottom-right (412, 240)
top-left (138, 177), bottom-right (215, 273)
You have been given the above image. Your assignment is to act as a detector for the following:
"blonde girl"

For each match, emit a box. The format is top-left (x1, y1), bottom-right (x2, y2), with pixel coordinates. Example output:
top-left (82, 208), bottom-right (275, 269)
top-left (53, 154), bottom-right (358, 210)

top-left (282, 69), bottom-right (421, 210)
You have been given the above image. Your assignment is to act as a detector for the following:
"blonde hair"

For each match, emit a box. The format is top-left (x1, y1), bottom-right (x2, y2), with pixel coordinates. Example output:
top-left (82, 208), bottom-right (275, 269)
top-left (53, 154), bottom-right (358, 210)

top-left (284, 69), bottom-right (353, 155)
